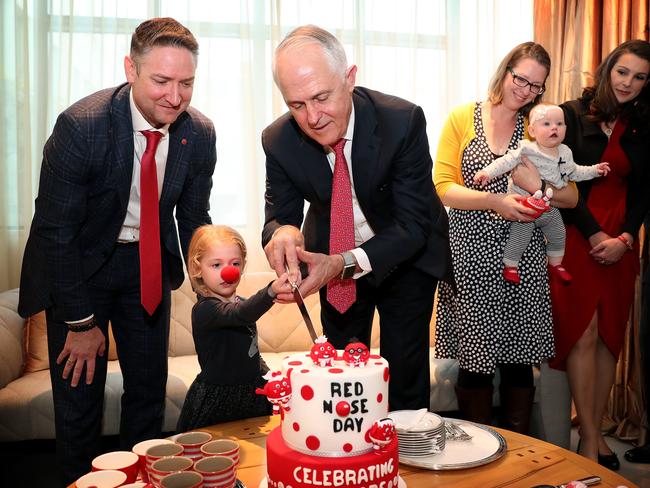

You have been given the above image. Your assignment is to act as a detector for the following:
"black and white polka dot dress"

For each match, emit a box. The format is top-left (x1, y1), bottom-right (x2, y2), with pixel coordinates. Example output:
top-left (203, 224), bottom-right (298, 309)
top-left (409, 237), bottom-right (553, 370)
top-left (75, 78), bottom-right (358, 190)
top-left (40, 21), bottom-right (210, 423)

top-left (434, 102), bottom-right (554, 374)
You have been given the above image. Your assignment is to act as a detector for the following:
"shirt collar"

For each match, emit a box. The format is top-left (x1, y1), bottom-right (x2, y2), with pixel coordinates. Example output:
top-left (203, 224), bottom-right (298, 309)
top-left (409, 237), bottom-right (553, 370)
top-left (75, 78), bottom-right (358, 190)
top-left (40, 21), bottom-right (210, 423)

top-left (326, 103), bottom-right (355, 152)
top-left (129, 89), bottom-right (170, 136)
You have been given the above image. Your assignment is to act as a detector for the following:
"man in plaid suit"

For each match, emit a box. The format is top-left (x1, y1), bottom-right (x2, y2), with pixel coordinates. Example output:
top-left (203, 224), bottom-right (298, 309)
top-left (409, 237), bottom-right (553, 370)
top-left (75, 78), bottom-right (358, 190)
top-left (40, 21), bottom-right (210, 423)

top-left (18, 18), bottom-right (216, 486)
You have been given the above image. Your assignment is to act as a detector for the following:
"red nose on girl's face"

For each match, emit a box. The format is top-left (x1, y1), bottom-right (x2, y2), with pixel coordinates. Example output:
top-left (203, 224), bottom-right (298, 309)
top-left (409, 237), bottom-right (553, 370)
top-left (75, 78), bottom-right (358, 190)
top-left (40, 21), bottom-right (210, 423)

top-left (220, 265), bottom-right (240, 284)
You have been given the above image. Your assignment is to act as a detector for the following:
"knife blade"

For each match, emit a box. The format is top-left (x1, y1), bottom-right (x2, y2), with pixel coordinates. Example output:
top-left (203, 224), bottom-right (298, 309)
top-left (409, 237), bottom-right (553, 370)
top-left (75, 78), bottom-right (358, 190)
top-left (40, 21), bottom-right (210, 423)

top-left (285, 266), bottom-right (319, 343)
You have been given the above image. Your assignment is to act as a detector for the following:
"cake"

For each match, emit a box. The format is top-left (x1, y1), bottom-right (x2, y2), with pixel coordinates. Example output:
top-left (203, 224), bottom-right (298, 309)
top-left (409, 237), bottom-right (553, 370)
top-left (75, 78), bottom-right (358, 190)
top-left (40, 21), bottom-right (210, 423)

top-left (257, 338), bottom-right (401, 488)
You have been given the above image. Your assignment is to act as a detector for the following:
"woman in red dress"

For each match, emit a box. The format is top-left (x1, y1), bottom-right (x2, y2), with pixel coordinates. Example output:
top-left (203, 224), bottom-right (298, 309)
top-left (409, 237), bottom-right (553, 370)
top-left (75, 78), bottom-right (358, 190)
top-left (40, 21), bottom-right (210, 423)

top-left (550, 40), bottom-right (650, 470)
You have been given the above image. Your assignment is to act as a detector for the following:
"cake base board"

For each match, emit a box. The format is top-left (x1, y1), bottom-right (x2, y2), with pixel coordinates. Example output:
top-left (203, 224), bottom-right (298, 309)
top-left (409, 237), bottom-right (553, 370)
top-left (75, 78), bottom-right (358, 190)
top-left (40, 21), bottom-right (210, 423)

top-left (258, 475), bottom-right (407, 488)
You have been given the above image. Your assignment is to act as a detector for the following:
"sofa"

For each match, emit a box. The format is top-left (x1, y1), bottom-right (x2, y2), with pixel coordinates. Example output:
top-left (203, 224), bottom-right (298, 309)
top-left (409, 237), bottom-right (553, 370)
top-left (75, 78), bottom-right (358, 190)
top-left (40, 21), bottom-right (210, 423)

top-left (0, 272), bottom-right (559, 444)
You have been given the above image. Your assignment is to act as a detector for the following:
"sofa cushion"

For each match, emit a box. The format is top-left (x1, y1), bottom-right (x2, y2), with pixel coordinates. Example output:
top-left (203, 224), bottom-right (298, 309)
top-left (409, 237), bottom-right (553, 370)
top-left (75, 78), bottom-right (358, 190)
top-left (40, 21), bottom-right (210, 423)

top-left (0, 289), bottom-right (25, 389)
top-left (23, 312), bottom-right (49, 373)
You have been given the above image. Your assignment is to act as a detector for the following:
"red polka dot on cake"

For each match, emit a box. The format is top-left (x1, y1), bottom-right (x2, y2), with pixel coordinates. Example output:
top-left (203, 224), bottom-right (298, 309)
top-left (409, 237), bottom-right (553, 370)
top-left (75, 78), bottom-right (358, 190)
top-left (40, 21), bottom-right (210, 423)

top-left (377, 393), bottom-right (383, 403)
top-left (375, 362), bottom-right (383, 365)
top-left (293, 422), bottom-right (300, 431)
top-left (343, 443), bottom-right (353, 453)
top-left (306, 435), bottom-right (320, 450)
top-left (383, 367), bottom-right (390, 382)
top-left (370, 354), bottom-right (381, 359)
top-left (301, 369), bottom-right (310, 373)
top-left (301, 385), bottom-right (314, 400)
top-left (328, 368), bottom-right (344, 374)
top-left (288, 360), bottom-right (303, 366)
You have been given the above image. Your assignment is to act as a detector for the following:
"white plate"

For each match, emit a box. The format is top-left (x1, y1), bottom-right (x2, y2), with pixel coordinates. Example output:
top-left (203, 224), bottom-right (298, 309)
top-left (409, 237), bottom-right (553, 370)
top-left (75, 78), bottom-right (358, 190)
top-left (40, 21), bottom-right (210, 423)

top-left (397, 419), bottom-right (506, 470)
top-left (259, 476), bottom-right (406, 488)
top-left (389, 410), bottom-right (443, 432)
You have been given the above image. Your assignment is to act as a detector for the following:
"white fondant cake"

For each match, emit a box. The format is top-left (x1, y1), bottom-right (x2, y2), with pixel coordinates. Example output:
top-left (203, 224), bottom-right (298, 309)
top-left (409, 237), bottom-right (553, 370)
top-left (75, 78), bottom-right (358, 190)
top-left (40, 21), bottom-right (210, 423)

top-left (280, 352), bottom-right (390, 456)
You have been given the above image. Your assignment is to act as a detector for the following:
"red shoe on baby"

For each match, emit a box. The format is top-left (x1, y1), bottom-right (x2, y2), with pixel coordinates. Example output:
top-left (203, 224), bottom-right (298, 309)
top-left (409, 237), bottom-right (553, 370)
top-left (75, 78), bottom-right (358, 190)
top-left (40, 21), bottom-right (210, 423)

top-left (548, 264), bottom-right (572, 283)
top-left (503, 266), bottom-right (521, 284)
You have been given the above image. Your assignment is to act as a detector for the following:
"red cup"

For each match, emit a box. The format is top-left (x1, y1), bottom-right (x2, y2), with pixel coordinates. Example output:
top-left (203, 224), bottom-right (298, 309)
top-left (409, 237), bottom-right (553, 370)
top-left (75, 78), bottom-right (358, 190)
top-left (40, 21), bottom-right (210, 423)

top-left (199, 440), bottom-right (239, 466)
top-left (193, 456), bottom-right (236, 488)
top-left (160, 470), bottom-right (204, 488)
top-left (145, 443), bottom-right (184, 484)
top-left (92, 450), bottom-right (139, 483)
top-left (76, 469), bottom-right (127, 488)
top-left (133, 438), bottom-right (175, 482)
top-left (175, 431), bottom-right (212, 460)
top-left (149, 456), bottom-right (194, 487)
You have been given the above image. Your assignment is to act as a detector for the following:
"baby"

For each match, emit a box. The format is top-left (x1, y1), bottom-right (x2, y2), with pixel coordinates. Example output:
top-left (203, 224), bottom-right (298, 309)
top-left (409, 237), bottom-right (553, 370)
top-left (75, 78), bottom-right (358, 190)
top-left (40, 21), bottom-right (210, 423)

top-left (473, 103), bottom-right (610, 284)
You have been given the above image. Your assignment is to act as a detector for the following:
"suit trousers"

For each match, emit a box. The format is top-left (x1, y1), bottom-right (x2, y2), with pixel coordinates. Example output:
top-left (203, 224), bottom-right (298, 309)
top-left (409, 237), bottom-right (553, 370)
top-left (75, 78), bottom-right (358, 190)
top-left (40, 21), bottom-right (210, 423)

top-left (46, 242), bottom-right (171, 487)
top-left (319, 264), bottom-right (437, 411)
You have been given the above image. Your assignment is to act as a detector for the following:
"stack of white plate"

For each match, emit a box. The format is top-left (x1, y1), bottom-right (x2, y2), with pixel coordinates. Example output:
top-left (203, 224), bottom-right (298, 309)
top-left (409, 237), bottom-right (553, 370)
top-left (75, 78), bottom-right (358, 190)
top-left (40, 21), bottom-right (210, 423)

top-left (388, 410), bottom-right (445, 457)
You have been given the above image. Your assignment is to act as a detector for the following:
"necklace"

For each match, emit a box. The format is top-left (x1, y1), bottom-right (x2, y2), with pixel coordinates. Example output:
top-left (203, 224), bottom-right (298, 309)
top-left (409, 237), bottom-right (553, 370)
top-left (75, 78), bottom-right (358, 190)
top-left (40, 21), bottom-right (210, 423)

top-left (602, 120), bottom-right (615, 138)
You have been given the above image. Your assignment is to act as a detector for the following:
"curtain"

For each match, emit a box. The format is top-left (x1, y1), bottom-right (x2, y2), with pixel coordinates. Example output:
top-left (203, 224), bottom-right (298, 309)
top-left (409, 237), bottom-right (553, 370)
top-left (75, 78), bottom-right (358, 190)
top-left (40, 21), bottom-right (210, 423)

top-left (0, 0), bottom-right (534, 291)
top-left (534, 0), bottom-right (650, 104)
top-left (533, 0), bottom-right (650, 444)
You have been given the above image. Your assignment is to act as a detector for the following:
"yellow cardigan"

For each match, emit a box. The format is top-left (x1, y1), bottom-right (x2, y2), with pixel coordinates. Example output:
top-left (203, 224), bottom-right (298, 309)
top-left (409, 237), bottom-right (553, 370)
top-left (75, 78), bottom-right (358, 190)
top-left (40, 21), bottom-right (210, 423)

top-left (433, 101), bottom-right (530, 198)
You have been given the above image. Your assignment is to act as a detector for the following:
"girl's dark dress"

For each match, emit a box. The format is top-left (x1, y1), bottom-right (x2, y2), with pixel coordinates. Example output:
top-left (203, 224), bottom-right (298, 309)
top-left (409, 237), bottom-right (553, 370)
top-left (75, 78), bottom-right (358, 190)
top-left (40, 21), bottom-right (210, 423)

top-left (176, 286), bottom-right (275, 431)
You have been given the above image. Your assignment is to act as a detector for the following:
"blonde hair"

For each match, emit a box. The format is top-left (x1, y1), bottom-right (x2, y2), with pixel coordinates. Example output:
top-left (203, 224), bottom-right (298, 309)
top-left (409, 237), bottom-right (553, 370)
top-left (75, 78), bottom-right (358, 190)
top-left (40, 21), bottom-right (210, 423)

top-left (488, 41), bottom-right (550, 116)
top-left (187, 225), bottom-right (247, 296)
top-left (528, 103), bottom-right (562, 125)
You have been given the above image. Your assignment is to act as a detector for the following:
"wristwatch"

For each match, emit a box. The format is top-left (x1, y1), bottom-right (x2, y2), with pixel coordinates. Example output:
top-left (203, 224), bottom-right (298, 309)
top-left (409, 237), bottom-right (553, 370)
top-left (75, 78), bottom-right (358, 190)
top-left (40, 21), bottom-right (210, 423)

top-left (339, 251), bottom-right (357, 280)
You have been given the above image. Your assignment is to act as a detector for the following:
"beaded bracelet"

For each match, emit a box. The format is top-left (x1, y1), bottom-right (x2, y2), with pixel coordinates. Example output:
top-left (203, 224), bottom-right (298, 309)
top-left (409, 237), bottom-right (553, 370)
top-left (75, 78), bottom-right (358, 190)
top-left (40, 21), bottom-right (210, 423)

top-left (66, 318), bottom-right (97, 333)
top-left (617, 235), bottom-right (633, 251)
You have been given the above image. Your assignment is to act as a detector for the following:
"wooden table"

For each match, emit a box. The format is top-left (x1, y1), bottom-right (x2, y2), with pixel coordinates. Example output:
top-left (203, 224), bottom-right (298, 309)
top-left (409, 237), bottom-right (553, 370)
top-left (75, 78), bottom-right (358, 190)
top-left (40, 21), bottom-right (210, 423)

top-left (202, 415), bottom-right (638, 488)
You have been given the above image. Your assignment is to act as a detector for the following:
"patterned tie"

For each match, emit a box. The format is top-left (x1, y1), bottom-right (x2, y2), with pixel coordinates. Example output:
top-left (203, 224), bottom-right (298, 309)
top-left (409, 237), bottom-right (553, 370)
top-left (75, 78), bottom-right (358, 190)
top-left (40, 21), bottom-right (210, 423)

top-left (139, 130), bottom-right (163, 315)
top-left (327, 138), bottom-right (356, 314)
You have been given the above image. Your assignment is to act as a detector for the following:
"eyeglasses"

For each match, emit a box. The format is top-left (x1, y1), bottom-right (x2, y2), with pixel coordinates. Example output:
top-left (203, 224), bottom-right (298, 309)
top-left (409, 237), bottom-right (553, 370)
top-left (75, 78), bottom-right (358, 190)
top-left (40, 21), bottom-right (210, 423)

top-left (507, 68), bottom-right (545, 95)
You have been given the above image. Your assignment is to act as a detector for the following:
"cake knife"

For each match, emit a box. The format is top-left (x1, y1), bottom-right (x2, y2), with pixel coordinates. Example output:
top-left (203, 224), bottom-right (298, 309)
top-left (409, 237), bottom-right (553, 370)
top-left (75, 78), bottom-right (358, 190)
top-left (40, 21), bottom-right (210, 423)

top-left (286, 266), bottom-right (319, 343)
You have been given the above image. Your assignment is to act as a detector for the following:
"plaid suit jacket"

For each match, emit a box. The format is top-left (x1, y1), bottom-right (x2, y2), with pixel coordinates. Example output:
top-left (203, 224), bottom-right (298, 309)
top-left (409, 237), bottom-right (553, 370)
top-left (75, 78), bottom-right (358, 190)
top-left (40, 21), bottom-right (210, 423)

top-left (18, 83), bottom-right (216, 321)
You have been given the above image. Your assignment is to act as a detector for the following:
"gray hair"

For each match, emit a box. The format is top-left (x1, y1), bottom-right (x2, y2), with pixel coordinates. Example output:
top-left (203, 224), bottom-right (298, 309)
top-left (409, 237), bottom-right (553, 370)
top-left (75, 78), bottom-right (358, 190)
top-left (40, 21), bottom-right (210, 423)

top-left (272, 25), bottom-right (348, 84)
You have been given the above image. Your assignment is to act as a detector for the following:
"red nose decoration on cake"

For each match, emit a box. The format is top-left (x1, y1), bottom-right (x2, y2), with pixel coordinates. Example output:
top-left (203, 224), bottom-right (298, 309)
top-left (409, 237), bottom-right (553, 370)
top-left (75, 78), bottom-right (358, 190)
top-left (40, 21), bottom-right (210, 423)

top-left (343, 342), bottom-right (370, 367)
top-left (336, 401), bottom-right (351, 417)
top-left (310, 335), bottom-right (337, 367)
top-left (367, 418), bottom-right (396, 451)
top-left (220, 265), bottom-right (240, 284)
top-left (255, 371), bottom-right (292, 416)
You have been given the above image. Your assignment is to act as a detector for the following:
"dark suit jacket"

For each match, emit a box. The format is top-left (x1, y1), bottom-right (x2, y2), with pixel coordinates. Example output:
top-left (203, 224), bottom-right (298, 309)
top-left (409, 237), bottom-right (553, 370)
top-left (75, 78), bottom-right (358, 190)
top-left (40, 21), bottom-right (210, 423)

top-left (560, 98), bottom-right (650, 239)
top-left (261, 86), bottom-right (452, 285)
top-left (18, 83), bottom-right (217, 321)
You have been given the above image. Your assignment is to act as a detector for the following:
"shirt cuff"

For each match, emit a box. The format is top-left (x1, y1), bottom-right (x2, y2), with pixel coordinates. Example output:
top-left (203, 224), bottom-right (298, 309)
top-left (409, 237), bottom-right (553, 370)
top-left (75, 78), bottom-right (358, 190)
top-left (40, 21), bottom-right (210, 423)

top-left (349, 248), bottom-right (371, 279)
top-left (66, 314), bottom-right (94, 325)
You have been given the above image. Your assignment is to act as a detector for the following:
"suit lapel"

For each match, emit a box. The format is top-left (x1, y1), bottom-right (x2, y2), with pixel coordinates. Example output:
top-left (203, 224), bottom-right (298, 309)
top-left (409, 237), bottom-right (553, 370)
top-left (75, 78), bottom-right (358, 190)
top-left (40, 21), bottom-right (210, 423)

top-left (161, 112), bottom-right (191, 210)
top-left (292, 121), bottom-right (333, 203)
top-left (350, 90), bottom-right (380, 210)
top-left (109, 83), bottom-right (135, 210)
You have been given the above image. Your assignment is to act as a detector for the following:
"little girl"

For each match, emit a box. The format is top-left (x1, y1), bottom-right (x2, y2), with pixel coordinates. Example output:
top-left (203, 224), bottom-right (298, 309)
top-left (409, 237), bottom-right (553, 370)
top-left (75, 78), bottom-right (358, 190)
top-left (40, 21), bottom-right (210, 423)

top-left (176, 224), bottom-right (288, 431)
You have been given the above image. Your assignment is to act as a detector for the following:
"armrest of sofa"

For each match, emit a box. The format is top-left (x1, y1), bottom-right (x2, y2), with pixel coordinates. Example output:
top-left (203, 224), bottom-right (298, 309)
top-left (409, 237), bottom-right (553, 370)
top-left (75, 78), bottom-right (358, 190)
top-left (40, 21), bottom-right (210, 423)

top-left (0, 289), bottom-right (25, 389)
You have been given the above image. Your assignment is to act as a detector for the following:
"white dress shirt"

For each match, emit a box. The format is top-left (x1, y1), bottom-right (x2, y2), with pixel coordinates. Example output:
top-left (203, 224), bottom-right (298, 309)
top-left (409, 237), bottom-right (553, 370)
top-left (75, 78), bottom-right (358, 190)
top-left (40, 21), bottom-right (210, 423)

top-left (117, 91), bottom-right (170, 242)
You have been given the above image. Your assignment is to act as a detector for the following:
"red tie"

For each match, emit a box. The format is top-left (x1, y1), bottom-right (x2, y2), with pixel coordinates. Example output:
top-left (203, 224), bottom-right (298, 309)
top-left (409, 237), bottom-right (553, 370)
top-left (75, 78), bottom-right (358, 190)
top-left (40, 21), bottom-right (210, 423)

top-left (327, 138), bottom-right (356, 314)
top-left (139, 130), bottom-right (163, 315)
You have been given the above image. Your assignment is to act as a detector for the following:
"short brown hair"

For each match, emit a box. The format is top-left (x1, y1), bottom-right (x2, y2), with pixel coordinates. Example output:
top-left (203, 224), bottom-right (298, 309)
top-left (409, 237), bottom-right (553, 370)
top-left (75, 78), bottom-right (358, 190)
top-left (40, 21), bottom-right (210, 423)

top-left (488, 42), bottom-right (551, 116)
top-left (187, 225), bottom-right (247, 296)
top-left (130, 17), bottom-right (199, 69)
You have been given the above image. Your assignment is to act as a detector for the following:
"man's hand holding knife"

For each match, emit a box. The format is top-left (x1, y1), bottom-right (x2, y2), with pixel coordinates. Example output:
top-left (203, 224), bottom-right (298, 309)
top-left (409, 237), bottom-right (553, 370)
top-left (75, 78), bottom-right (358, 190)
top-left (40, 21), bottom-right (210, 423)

top-left (264, 224), bottom-right (354, 302)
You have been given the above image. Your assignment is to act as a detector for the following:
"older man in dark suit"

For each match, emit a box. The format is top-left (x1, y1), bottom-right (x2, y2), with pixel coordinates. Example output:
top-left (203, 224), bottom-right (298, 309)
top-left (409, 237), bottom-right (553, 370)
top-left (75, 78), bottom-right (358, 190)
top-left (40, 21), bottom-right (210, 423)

top-left (18, 18), bottom-right (216, 486)
top-left (262, 25), bottom-right (452, 412)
